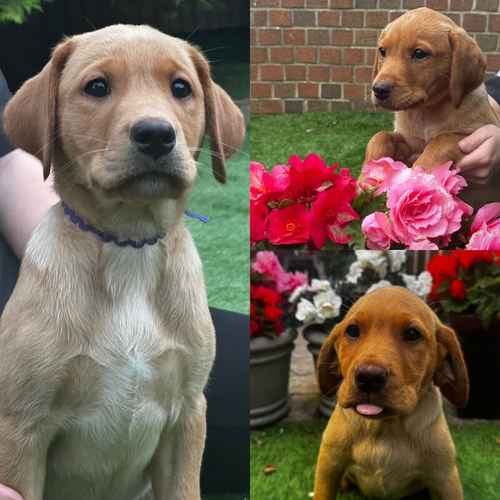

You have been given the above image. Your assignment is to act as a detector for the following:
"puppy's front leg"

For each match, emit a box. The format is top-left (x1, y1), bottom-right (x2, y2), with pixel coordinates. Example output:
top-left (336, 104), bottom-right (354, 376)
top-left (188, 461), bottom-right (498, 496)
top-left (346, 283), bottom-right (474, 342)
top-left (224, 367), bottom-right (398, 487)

top-left (427, 466), bottom-right (463, 500)
top-left (412, 133), bottom-right (466, 169)
top-left (313, 443), bottom-right (346, 500)
top-left (151, 395), bottom-right (207, 500)
top-left (364, 131), bottom-right (418, 164)
top-left (0, 419), bottom-right (51, 500)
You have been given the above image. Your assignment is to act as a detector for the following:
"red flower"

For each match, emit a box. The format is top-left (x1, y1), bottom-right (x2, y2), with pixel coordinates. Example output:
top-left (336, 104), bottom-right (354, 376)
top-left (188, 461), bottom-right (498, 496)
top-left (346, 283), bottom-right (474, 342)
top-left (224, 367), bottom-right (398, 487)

top-left (250, 319), bottom-right (261, 337)
top-left (286, 153), bottom-right (336, 200)
top-left (309, 189), bottom-right (359, 248)
top-left (454, 250), bottom-right (494, 269)
top-left (449, 279), bottom-right (466, 300)
top-left (273, 319), bottom-right (285, 335)
top-left (427, 253), bottom-right (460, 299)
top-left (250, 201), bottom-right (268, 243)
top-left (251, 285), bottom-right (282, 306)
top-left (263, 305), bottom-right (284, 322)
top-left (268, 204), bottom-right (310, 245)
top-left (428, 254), bottom-right (459, 279)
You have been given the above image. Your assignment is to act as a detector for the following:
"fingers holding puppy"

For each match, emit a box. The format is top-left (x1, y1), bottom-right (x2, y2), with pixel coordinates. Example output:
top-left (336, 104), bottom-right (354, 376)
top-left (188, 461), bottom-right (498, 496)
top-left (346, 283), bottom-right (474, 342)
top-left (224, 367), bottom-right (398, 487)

top-left (457, 125), bottom-right (500, 184)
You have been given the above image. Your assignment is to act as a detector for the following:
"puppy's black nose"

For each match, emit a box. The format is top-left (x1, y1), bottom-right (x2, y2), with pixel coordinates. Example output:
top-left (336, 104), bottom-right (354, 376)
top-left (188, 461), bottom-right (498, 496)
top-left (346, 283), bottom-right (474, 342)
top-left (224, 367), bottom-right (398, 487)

top-left (355, 364), bottom-right (389, 393)
top-left (372, 81), bottom-right (393, 101)
top-left (131, 119), bottom-right (176, 159)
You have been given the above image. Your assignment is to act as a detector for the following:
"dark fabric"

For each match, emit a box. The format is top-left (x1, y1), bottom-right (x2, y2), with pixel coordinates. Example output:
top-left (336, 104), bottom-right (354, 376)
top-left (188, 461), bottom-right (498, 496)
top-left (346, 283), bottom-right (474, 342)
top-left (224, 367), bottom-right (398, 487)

top-left (0, 70), bottom-right (14, 157)
top-left (485, 75), bottom-right (500, 106)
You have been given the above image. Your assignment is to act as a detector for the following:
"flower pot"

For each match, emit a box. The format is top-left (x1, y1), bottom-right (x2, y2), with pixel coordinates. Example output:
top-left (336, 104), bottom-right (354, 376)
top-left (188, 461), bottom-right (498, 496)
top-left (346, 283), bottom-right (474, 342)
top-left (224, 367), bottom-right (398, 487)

top-left (250, 329), bottom-right (297, 428)
top-left (449, 315), bottom-right (500, 419)
top-left (303, 325), bottom-right (336, 418)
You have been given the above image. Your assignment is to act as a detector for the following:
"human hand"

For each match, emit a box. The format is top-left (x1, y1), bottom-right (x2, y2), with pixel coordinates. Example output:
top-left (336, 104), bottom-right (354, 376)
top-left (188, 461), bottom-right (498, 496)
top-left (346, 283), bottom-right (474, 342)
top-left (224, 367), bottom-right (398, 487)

top-left (456, 125), bottom-right (500, 184)
top-left (0, 484), bottom-right (23, 500)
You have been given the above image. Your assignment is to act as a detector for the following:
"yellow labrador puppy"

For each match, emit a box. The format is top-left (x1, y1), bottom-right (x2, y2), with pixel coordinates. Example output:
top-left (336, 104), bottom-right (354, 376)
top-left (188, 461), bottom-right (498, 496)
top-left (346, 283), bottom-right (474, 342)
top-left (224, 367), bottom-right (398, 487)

top-left (0, 25), bottom-right (245, 500)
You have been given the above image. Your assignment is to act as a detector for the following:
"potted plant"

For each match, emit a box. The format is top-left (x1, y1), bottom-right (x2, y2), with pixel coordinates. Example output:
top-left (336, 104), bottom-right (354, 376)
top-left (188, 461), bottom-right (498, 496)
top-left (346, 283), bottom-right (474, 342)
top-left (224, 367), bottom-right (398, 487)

top-left (427, 251), bottom-right (500, 419)
top-left (289, 250), bottom-right (433, 417)
top-left (250, 251), bottom-right (307, 428)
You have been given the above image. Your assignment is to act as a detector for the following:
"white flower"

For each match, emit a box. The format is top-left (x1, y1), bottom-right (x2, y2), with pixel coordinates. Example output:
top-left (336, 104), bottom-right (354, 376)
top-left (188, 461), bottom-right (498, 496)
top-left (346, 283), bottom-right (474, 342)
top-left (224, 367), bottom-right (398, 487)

top-left (354, 250), bottom-right (388, 278)
top-left (402, 271), bottom-right (433, 299)
top-left (313, 290), bottom-right (342, 319)
top-left (366, 280), bottom-right (392, 294)
top-left (289, 285), bottom-right (307, 303)
top-left (309, 279), bottom-right (332, 292)
top-left (346, 261), bottom-right (363, 283)
top-left (388, 251), bottom-right (407, 272)
top-left (296, 298), bottom-right (324, 324)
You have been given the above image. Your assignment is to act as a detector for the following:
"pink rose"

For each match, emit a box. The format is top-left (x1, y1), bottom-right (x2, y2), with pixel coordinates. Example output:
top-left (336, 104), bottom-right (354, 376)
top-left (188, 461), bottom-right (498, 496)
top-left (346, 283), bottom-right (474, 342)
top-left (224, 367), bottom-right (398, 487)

top-left (466, 226), bottom-right (500, 250)
top-left (361, 212), bottom-right (393, 250)
top-left (359, 157), bottom-right (407, 195)
top-left (466, 202), bottom-right (500, 250)
top-left (422, 162), bottom-right (466, 196)
top-left (470, 202), bottom-right (500, 234)
top-left (387, 170), bottom-right (472, 248)
top-left (408, 239), bottom-right (439, 250)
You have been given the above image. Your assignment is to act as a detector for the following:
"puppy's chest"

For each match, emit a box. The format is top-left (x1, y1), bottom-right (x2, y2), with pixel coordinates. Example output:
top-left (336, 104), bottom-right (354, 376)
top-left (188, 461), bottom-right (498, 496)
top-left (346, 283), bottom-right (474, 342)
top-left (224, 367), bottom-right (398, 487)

top-left (347, 433), bottom-right (424, 498)
top-left (50, 248), bottom-right (192, 479)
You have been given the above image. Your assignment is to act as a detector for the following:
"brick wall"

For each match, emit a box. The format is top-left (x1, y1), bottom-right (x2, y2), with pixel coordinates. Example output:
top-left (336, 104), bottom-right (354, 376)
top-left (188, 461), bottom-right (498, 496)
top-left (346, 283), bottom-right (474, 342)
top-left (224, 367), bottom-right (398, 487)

top-left (251, 0), bottom-right (500, 114)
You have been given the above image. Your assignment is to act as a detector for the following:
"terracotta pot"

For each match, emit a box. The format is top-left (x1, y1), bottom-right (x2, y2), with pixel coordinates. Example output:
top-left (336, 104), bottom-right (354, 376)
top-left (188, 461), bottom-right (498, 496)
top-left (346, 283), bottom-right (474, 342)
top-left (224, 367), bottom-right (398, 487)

top-left (250, 329), bottom-right (297, 428)
top-left (449, 315), bottom-right (500, 419)
top-left (303, 324), bottom-right (337, 418)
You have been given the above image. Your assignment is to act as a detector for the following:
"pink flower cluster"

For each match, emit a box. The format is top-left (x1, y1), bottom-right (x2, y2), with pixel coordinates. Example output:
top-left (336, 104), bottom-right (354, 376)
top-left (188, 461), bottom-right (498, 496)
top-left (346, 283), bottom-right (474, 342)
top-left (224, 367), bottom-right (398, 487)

top-left (467, 203), bottom-right (500, 250)
top-left (360, 158), bottom-right (473, 250)
top-left (250, 154), bottom-right (359, 249)
top-left (252, 251), bottom-right (308, 294)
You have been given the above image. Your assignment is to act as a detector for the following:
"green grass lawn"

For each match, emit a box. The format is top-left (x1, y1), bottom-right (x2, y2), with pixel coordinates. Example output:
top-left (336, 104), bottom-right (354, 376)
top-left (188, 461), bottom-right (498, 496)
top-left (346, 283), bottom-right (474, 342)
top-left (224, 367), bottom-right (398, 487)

top-left (186, 136), bottom-right (249, 314)
top-left (250, 111), bottom-right (394, 178)
top-left (184, 29), bottom-right (249, 314)
top-left (251, 421), bottom-right (500, 500)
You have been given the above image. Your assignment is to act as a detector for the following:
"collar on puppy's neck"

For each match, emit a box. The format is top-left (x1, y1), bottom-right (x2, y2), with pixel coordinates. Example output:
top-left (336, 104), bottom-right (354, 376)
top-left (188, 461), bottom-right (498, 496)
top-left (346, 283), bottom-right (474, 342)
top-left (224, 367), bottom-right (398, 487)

top-left (61, 202), bottom-right (208, 249)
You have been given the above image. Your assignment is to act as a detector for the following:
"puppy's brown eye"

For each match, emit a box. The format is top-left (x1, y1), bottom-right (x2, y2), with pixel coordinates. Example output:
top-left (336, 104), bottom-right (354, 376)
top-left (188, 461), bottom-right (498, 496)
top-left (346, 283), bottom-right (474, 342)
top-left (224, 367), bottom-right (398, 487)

top-left (172, 79), bottom-right (192, 99)
top-left (84, 78), bottom-right (110, 98)
top-left (378, 47), bottom-right (386, 57)
top-left (403, 327), bottom-right (422, 342)
top-left (346, 324), bottom-right (360, 339)
top-left (412, 48), bottom-right (428, 60)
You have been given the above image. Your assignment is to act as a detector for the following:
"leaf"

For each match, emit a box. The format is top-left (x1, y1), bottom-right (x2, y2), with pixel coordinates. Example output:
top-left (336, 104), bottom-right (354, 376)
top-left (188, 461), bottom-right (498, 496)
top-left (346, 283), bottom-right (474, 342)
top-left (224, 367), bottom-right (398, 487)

top-left (345, 220), bottom-right (365, 249)
top-left (263, 464), bottom-right (276, 476)
top-left (0, 0), bottom-right (43, 24)
top-left (352, 190), bottom-right (387, 219)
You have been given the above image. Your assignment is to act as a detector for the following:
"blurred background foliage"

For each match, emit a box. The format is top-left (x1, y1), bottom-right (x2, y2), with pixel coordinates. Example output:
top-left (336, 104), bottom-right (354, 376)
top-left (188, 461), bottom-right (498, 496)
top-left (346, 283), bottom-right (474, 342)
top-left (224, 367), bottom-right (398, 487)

top-left (0, 0), bottom-right (225, 24)
top-left (0, 0), bottom-right (43, 23)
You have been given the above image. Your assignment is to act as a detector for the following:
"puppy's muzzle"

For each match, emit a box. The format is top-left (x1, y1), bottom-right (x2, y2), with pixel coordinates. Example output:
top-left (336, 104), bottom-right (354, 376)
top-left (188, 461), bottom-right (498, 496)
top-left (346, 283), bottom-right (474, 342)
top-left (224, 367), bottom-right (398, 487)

top-left (372, 81), bottom-right (393, 101)
top-left (355, 364), bottom-right (389, 394)
top-left (130, 118), bottom-right (176, 160)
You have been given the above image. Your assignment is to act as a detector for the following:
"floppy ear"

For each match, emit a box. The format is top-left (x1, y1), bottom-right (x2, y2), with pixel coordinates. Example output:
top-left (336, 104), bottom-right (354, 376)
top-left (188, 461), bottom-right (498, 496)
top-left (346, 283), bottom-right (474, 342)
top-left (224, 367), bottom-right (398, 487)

top-left (448, 28), bottom-right (486, 109)
top-left (188, 46), bottom-right (245, 184)
top-left (317, 324), bottom-right (343, 397)
top-left (4, 39), bottom-right (74, 180)
top-left (433, 322), bottom-right (469, 408)
top-left (371, 46), bottom-right (381, 84)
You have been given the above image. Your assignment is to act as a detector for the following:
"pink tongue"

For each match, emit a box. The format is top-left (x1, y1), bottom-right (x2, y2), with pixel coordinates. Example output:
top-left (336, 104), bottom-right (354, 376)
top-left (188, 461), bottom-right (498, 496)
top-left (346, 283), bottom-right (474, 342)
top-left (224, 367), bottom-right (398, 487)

top-left (356, 404), bottom-right (384, 416)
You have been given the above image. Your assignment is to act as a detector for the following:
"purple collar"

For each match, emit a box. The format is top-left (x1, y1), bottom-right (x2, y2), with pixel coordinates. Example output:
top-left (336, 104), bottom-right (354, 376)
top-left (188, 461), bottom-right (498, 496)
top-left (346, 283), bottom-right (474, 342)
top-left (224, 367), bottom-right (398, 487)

top-left (62, 202), bottom-right (208, 249)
